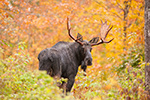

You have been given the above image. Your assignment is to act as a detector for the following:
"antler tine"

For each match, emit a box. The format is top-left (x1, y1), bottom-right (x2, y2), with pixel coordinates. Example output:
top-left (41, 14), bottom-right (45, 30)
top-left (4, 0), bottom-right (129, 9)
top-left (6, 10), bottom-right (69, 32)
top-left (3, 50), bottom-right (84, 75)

top-left (67, 17), bottom-right (83, 45)
top-left (67, 17), bottom-right (75, 40)
top-left (103, 25), bottom-right (113, 39)
top-left (91, 20), bottom-right (114, 46)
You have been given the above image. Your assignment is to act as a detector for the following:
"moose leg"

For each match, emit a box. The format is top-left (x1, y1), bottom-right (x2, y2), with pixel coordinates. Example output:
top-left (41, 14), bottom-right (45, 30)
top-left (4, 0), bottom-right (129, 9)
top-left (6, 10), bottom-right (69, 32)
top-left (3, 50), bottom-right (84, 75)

top-left (66, 75), bottom-right (75, 92)
top-left (59, 81), bottom-right (67, 93)
top-left (52, 74), bottom-right (62, 88)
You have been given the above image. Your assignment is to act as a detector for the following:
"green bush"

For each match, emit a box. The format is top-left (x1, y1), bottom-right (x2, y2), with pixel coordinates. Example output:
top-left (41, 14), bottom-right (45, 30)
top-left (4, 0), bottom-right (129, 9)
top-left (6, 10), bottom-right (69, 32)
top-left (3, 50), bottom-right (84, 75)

top-left (118, 45), bottom-right (144, 71)
top-left (0, 44), bottom-right (74, 100)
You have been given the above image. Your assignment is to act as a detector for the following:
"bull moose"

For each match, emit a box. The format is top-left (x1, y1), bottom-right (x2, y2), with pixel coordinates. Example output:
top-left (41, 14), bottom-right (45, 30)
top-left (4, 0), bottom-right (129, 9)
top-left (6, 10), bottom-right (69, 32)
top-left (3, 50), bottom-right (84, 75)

top-left (38, 18), bottom-right (114, 92)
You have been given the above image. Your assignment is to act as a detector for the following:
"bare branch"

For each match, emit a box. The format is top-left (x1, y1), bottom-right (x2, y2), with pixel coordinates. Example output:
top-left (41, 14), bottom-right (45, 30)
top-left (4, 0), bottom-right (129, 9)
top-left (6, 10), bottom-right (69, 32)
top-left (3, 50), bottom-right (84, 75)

top-left (94, 0), bottom-right (123, 20)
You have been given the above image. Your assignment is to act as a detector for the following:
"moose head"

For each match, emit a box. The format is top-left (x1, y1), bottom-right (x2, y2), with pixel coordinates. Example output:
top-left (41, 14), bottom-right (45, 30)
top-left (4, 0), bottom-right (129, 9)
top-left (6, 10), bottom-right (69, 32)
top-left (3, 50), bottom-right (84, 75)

top-left (67, 17), bottom-right (114, 73)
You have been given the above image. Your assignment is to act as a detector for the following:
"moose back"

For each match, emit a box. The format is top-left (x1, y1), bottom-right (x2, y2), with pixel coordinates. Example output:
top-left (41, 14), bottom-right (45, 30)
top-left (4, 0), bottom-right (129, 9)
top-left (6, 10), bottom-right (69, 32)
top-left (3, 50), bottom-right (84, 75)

top-left (38, 18), bottom-right (114, 92)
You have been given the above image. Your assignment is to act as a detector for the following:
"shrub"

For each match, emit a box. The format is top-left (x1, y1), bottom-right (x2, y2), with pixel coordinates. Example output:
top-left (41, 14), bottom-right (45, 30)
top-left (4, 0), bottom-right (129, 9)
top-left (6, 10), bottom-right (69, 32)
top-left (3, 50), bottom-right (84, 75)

top-left (0, 44), bottom-right (74, 100)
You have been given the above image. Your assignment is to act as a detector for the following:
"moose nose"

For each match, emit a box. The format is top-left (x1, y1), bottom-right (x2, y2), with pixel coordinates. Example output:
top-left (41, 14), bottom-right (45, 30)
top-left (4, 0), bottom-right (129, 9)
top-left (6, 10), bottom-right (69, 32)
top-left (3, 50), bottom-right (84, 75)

top-left (85, 57), bottom-right (92, 66)
top-left (87, 60), bottom-right (92, 66)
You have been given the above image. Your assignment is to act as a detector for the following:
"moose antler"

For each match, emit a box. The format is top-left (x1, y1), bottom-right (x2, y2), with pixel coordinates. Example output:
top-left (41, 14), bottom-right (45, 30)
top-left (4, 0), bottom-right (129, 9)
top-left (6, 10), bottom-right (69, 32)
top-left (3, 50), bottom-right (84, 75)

top-left (67, 17), bottom-right (83, 45)
top-left (91, 21), bottom-right (114, 46)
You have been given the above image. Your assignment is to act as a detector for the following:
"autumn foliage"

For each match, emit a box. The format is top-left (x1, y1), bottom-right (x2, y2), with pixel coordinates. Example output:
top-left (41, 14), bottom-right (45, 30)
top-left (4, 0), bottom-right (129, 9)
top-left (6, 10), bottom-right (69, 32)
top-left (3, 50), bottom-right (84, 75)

top-left (0, 0), bottom-right (146, 99)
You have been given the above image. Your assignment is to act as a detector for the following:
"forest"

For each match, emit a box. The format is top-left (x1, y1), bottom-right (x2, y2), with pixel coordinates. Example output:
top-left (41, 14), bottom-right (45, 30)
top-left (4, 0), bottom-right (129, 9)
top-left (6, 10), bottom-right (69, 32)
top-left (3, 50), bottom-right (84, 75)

top-left (0, 0), bottom-right (148, 99)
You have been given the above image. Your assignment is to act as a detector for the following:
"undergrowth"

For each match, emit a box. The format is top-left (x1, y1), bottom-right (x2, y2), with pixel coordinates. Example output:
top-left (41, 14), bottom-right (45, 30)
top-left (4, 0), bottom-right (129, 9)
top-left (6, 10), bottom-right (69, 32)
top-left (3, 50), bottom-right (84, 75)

top-left (0, 44), bottom-right (74, 100)
top-left (0, 43), bottom-right (146, 100)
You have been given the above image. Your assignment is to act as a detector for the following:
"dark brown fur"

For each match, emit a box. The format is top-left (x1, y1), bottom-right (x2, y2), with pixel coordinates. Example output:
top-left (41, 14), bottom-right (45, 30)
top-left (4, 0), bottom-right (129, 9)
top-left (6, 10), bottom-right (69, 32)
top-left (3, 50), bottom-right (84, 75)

top-left (38, 34), bottom-right (99, 92)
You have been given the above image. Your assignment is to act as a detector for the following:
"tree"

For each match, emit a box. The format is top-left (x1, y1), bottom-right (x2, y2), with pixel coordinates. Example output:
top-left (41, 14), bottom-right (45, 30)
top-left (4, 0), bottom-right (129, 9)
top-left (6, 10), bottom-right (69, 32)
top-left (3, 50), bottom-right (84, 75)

top-left (145, 0), bottom-right (150, 98)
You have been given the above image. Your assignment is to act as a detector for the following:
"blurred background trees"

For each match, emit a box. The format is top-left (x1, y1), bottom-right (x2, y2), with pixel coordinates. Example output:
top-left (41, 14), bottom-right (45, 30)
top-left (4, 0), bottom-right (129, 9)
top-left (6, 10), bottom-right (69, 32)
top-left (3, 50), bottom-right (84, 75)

top-left (0, 0), bottom-right (144, 69)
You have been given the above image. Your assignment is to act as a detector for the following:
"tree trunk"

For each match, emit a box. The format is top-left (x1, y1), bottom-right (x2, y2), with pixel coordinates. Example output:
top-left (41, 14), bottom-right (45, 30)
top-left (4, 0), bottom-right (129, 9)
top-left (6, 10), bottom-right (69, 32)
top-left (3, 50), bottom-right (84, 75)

top-left (145, 0), bottom-right (150, 98)
top-left (123, 0), bottom-right (131, 51)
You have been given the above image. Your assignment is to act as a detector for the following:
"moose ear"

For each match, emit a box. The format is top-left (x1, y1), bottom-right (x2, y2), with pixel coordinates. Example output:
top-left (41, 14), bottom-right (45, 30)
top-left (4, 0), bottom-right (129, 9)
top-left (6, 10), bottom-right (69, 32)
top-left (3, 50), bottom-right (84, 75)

top-left (89, 37), bottom-right (99, 44)
top-left (77, 33), bottom-right (83, 42)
